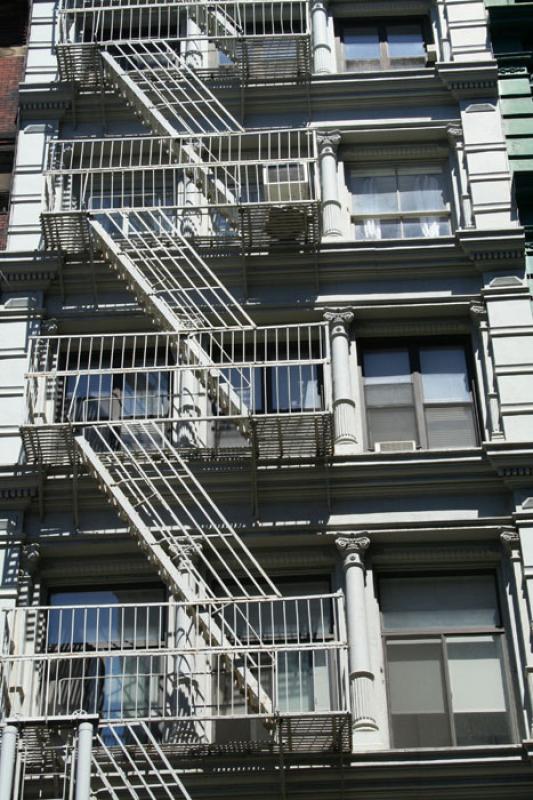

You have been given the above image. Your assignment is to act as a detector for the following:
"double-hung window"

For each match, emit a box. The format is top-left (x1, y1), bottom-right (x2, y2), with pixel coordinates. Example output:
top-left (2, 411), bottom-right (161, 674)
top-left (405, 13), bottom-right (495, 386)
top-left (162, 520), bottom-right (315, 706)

top-left (337, 18), bottom-right (430, 72)
top-left (361, 341), bottom-right (478, 451)
top-left (348, 165), bottom-right (452, 241)
top-left (380, 574), bottom-right (517, 748)
top-left (47, 587), bottom-right (165, 725)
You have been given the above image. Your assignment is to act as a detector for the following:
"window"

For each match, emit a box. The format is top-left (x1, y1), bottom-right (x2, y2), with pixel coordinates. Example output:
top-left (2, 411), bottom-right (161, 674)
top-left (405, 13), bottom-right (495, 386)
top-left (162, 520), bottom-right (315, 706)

top-left (348, 165), bottom-right (452, 241)
top-left (361, 341), bottom-right (478, 450)
top-left (46, 587), bottom-right (165, 726)
top-left (215, 578), bottom-right (335, 744)
top-left (337, 18), bottom-right (430, 72)
top-left (380, 575), bottom-right (516, 748)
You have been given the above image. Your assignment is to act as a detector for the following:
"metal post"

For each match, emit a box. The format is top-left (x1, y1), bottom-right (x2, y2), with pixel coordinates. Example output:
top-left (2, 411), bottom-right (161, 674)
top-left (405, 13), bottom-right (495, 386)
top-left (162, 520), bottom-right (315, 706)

top-left (317, 131), bottom-right (343, 238)
top-left (311, 0), bottom-right (333, 74)
top-left (323, 309), bottom-right (358, 452)
top-left (0, 724), bottom-right (19, 800)
top-left (75, 720), bottom-right (94, 800)
top-left (335, 535), bottom-right (378, 733)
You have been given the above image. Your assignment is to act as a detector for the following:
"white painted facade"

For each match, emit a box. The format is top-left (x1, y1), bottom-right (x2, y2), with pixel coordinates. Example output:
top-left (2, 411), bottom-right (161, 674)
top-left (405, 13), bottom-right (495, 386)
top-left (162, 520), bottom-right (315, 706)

top-left (1, 0), bottom-right (533, 797)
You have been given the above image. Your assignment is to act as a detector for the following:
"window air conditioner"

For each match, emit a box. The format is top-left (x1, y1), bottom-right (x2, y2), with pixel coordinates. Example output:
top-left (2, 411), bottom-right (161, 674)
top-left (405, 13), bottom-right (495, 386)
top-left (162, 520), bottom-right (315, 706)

top-left (375, 440), bottom-right (417, 453)
top-left (263, 162), bottom-right (310, 203)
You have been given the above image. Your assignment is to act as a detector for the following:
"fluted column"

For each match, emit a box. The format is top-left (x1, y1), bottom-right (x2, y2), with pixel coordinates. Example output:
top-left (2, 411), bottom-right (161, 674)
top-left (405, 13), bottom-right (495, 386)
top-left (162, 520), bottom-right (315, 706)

top-left (311, 0), bottom-right (334, 74)
top-left (0, 724), bottom-right (18, 800)
top-left (317, 131), bottom-right (343, 239)
top-left (447, 125), bottom-right (473, 229)
top-left (470, 302), bottom-right (503, 440)
top-left (335, 534), bottom-right (378, 732)
top-left (323, 309), bottom-right (357, 452)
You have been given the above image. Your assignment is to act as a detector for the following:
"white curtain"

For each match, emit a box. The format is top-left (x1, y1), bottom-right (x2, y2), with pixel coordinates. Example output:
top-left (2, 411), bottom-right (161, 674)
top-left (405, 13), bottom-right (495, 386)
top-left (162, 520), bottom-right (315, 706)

top-left (360, 176), bottom-right (383, 240)
top-left (412, 174), bottom-right (442, 237)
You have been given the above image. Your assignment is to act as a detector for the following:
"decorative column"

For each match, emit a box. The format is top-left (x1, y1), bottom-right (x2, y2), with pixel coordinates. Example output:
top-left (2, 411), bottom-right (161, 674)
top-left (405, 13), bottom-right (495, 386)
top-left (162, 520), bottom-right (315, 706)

top-left (311, 0), bottom-right (334, 74)
top-left (447, 125), bottom-right (473, 228)
top-left (500, 528), bottom-right (533, 735)
top-left (323, 309), bottom-right (357, 452)
top-left (335, 534), bottom-right (378, 732)
top-left (317, 131), bottom-right (343, 239)
top-left (0, 723), bottom-right (18, 800)
top-left (470, 302), bottom-right (504, 440)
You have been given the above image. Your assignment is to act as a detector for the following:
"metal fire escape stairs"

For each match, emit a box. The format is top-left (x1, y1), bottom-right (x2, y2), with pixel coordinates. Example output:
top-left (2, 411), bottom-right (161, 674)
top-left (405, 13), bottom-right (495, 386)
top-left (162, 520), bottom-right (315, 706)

top-left (13, 6), bottom-right (325, 798)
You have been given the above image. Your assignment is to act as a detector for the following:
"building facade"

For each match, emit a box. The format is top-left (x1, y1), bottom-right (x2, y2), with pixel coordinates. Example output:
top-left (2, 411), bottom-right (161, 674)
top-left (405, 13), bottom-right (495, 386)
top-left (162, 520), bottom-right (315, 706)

top-left (1, 0), bottom-right (533, 797)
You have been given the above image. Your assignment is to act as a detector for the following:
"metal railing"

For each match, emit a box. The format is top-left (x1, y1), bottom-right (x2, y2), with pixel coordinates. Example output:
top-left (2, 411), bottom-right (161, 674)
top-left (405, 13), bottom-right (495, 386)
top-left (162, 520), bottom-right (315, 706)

top-left (58, 0), bottom-right (309, 45)
top-left (43, 129), bottom-right (320, 249)
top-left (0, 595), bottom-right (348, 724)
top-left (57, 0), bottom-right (311, 84)
top-left (26, 322), bottom-right (329, 417)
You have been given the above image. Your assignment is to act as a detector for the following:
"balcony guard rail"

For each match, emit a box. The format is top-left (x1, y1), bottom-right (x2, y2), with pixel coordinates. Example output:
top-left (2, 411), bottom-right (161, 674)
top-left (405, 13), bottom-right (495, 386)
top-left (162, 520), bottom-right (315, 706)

top-left (23, 324), bottom-right (333, 462)
top-left (0, 595), bottom-right (348, 724)
top-left (43, 130), bottom-right (320, 252)
top-left (57, 0), bottom-right (311, 84)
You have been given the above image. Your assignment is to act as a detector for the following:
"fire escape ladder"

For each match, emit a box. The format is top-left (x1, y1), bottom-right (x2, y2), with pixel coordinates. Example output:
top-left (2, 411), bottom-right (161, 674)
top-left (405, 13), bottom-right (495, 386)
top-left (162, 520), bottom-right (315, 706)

top-left (89, 211), bottom-right (254, 332)
top-left (100, 41), bottom-right (244, 136)
top-left (93, 722), bottom-right (193, 800)
top-left (75, 421), bottom-right (277, 600)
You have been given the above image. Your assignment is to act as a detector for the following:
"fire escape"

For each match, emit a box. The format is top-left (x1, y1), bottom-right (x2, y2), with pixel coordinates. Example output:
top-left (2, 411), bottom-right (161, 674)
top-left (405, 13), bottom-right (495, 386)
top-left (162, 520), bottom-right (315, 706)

top-left (0, 2), bottom-right (351, 798)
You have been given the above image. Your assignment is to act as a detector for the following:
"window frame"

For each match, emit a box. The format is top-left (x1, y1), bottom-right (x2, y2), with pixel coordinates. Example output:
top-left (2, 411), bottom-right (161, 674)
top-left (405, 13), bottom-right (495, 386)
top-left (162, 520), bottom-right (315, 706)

top-left (347, 162), bottom-right (453, 242)
top-left (377, 571), bottom-right (520, 749)
top-left (359, 337), bottom-right (481, 452)
top-left (335, 16), bottom-right (433, 73)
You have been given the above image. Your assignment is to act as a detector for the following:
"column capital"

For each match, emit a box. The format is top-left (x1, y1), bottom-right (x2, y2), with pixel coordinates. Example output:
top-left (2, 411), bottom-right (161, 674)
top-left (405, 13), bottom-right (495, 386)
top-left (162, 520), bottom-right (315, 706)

top-left (317, 130), bottom-right (342, 156)
top-left (323, 308), bottom-right (354, 330)
top-left (469, 301), bottom-right (488, 323)
top-left (446, 124), bottom-right (463, 145)
top-left (335, 534), bottom-right (371, 566)
top-left (500, 527), bottom-right (520, 556)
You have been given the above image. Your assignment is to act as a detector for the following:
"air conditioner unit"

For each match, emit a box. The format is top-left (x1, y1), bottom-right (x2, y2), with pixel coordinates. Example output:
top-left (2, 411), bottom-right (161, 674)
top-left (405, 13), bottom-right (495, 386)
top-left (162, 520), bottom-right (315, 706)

top-left (375, 440), bottom-right (417, 453)
top-left (263, 162), bottom-right (310, 203)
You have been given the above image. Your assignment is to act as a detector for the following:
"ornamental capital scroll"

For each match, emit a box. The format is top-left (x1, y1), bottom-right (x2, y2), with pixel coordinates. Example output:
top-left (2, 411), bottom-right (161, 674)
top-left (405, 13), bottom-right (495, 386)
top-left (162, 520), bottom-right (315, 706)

top-left (500, 528), bottom-right (520, 556)
top-left (446, 124), bottom-right (463, 145)
top-left (469, 301), bottom-right (488, 323)
top-left (323, 308), bottom-right (354, 331)
top-left (317, 130), bottom-right (342, 156)
top-left (335, 534), bottom-right (371, 568)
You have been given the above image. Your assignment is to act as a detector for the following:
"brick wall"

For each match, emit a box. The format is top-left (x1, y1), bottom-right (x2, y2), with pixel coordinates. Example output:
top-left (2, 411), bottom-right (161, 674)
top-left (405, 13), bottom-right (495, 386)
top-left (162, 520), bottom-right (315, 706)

top-left (0, 51), bottom-right (26, 249)
top-left (0, 212), bottom-right (8, 250)
top-left (0, 54), bottom-right (25, 138)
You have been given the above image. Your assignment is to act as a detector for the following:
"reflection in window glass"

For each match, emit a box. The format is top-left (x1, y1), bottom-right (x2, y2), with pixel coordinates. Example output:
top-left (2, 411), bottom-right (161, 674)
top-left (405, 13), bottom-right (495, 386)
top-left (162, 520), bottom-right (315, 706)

top-left (388, 25), bottom-right (425, 58)
top-left (344, 27), bottom-right (380, 61)
top-left (381, 575), bottom-right (514, 748)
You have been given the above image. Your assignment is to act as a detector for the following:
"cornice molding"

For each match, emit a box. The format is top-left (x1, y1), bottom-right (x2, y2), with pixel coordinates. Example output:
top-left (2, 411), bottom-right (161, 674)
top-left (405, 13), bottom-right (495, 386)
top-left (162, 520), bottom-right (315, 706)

top-left (372, 544), bottom-right (502, 565)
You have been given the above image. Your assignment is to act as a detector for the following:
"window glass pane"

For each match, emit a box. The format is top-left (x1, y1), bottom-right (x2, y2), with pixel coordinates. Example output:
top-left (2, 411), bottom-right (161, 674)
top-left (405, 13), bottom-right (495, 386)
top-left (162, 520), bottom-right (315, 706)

top-left (367, 406), bottom-right (419, 447)
top-left (363, 349), bottom-right (411, 383)
top-left (344, 27), bottom-right (380, 61)
top-left (381, 575), bottom-right (500, 630)
top-left (48, 589), bottom-right (164, 647)
top-left (448, 635), bottom-right (512, 745)
top-left (365, 382), bottom-right (415, 407)
top-left (355, 219), bottom-right (401, 240)
top-left (269, 364), bottom-right (321, 411)
top-left (420, 347), bottom-right (470, 402)
top-left (350, 174), bottom-right (398, 214)
top-left (388, 24), bottom-right (425, 58)
top-left (387, 640), bottom-right (451, 747)
top-left (425, 405), bottom-right (477, 449)
top-left (399, 173), bottom-right (446, 212)
top-left (403, 217), bottom-right (451, 238)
